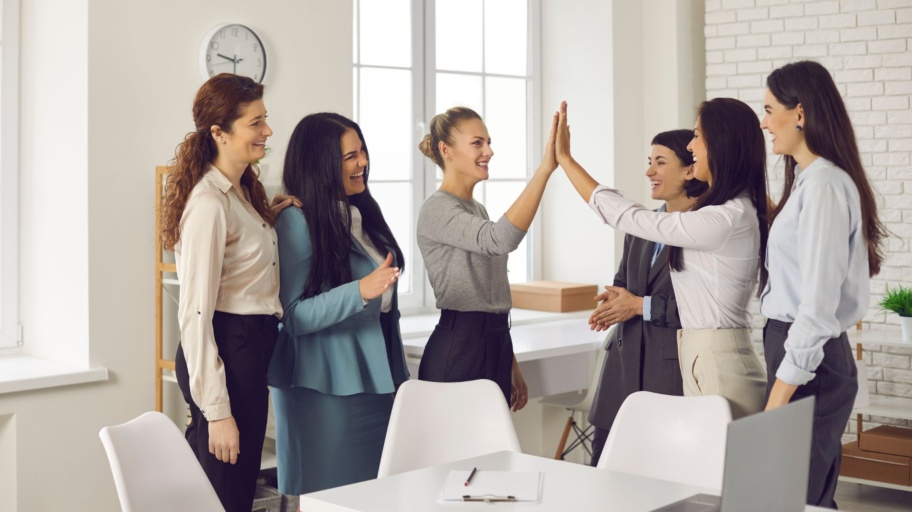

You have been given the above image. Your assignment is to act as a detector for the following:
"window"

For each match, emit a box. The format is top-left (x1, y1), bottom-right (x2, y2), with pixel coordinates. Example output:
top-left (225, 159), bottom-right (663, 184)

top-left (0, 0), bottom-right (19, 349)
top-left (353, 0), bottom-right (540, 311)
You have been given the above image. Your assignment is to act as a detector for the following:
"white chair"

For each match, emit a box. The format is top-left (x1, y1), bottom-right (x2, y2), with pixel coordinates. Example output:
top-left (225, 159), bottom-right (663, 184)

top-left (539, 333), bottom-right (608, 460)
top-left (377, 379), bottom-right (522, 478)
top-left (597, 391), bottom-right (732, 492)
top-left (99, 411), bottom-right (225, 512)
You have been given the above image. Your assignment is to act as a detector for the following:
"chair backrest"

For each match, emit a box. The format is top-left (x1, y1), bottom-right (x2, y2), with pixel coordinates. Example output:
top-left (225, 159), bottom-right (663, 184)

top-left (597, 391), bottom-right (732, 491)
top-left (377, 379), bottom-right (522, 478)
top-left (575, 326), bottom-right (613, 414)
top-left (99, 411), bottom-right (225, 512)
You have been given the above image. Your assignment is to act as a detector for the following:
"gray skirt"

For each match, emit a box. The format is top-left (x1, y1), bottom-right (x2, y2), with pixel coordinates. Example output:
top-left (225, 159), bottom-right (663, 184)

top-left (272, 386), bottom-right (394, 495)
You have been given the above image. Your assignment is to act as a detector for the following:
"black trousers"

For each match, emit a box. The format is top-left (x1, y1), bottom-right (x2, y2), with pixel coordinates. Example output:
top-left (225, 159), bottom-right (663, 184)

top-left (590, 426), bottom-right (609, 467)
top-left (175, 311), bottom-right (278, 512)
top-left (763, 319), bottom-right (857, 510)
top-left (418, 310), bottom-right (514, 404)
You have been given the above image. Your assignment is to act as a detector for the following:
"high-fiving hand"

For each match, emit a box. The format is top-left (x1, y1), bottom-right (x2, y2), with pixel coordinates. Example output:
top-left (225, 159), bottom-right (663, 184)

top-left (556, 101), bottom-right (572, 166)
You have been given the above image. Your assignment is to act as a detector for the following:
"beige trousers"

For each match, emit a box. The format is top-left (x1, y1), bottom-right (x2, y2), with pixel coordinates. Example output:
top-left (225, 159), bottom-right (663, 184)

top-left (677, 328), bottom-right (767, 419)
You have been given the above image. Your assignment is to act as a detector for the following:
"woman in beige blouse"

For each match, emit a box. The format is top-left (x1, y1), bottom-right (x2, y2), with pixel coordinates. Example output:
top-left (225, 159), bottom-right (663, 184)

top-left (160, 73), bottom-right (298, 512)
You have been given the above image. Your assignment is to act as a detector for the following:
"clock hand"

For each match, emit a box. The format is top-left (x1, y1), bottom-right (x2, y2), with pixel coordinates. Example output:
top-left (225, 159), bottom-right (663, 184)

top-left (217, 53), bottom-right (236, 62)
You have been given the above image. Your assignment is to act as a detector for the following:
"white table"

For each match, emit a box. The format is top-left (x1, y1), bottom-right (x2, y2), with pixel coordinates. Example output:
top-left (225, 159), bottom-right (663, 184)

top-left (401, 316), bottom-right (604, 398)
top-left (298, 451), bottom-right (832, 511)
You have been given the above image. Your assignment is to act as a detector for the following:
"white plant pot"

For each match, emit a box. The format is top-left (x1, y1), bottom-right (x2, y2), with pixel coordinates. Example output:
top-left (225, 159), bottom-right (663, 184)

top-left (901, 316), bottom-right (912, 342)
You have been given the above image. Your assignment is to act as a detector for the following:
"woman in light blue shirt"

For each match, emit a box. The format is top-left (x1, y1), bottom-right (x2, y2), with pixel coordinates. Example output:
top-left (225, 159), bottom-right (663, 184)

top-left (760, 60), bottom-right (887, 509)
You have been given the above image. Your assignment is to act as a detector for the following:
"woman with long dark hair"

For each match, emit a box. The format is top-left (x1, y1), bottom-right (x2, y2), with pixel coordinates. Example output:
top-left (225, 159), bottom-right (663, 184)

top-left (163, 73), bottom-right (297, 512)
top-left (586, 129), bottom-right (708, 466)
top-left (267, 113), bottom-right (409, 495)
top-left (556, 99), bottom-right (767, 419)
top-left (415, 106), bottom-right (558, 411)
top-left (760, 60), bottom-right (886, 509)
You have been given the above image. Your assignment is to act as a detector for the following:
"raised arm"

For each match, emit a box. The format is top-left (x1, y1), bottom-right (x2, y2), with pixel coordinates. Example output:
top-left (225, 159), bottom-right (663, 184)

top-left (502, 111), bottom-right (559, 231)
top-left (555, 101), bottom-right (599, 202)
top-left (555, 100), bottom-right (735, 251)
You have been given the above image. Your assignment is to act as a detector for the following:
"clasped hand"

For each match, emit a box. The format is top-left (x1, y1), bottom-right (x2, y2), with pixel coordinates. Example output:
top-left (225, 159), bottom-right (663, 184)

top-left (588, 286), bottom-right (644, 331)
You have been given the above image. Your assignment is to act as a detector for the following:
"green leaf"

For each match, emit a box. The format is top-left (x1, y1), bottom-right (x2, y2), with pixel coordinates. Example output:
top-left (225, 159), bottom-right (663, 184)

top-left (878, 285), bottom-right (912, 317)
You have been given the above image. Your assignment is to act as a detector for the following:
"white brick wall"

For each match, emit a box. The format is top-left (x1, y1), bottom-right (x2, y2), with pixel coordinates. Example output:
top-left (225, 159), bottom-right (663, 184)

top-left (704, 0), bottom-right (912, 441)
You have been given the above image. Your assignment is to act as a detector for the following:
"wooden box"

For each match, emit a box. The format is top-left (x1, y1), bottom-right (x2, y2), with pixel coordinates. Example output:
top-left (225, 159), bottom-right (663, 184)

top-left (859, 425), bottom-right (912, 458)
top-left (510, 281), bottom-right (598, 313)
top-left (841, 442), bottom-right (911, 486)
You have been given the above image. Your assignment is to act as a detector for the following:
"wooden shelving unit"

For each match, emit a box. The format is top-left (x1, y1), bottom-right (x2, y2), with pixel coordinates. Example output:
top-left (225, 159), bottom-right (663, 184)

top-left (155, 165), bottom-right (176, 412)
top-left (841, 327), bottom-right (912, 492)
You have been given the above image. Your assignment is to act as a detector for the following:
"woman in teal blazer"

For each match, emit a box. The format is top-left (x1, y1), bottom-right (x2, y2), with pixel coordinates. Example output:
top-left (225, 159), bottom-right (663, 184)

top-left (267, 113), bottom-right (409, 495)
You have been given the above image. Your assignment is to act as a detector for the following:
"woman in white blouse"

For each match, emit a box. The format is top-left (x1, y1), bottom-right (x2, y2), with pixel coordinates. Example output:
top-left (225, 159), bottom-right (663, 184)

top-left (760, 61), bottom-right (886, 509)
top-left (555, 100), bottom-right (767, 418)
top-left (161, 74), bottom-right (298, 512)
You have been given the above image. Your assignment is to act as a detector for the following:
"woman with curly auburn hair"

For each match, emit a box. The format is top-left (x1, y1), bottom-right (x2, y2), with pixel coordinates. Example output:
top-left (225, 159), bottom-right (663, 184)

top-left (162, 73), bottom-right (298, 512)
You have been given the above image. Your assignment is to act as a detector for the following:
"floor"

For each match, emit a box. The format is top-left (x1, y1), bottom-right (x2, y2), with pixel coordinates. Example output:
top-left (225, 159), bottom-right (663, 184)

top-left (835, 482), bottom-right (912, 511)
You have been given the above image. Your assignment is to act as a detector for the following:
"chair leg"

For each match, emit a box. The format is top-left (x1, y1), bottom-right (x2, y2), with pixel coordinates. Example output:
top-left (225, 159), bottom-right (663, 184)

top-left (555, 415), bottom-right (574, 460)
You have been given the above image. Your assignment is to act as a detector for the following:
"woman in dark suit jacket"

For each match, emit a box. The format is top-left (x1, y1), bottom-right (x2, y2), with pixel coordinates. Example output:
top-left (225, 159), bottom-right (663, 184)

top-left (267, 113), bottom-right (409, 494)
top-left (587, 130), bottom-right (707, 466)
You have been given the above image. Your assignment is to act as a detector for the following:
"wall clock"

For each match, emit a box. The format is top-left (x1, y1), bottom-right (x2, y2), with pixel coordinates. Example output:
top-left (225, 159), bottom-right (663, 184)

top-left (199, 23), bottom-right (267, 83)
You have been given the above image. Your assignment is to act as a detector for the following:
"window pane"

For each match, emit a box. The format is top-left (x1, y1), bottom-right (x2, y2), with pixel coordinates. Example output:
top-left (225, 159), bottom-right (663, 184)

top-left (485, 77), bottom-right (527, 179)
top-left (436, 0), bottom-right (482, 72)
top-left (359, 67), bottom-right (412, 181)
top-left (367, 182), bottom-right (413, 294)
top-left (435, 73), bottom-right (483, 115)
top-left (481, 181), bottom-right (528, 282)
top-left (484, 0), bottom-right (527, 76)
top-left (359, 0), bottom-right (411, 67)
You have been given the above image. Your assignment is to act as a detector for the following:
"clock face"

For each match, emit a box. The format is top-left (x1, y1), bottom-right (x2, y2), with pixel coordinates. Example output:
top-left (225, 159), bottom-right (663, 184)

top-left (200, 24), bottom-right (267, 83)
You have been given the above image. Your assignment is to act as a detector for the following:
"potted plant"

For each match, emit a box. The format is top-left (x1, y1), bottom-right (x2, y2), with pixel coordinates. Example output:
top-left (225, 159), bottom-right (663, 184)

top-left (879, 285), bottom-right (912, 342)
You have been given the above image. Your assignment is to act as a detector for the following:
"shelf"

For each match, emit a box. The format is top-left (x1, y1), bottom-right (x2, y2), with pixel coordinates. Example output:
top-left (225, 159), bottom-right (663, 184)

top-left (848, 329), bottom-right (912, 348)
top-left (855, 396), bottom-right (912, 421)
top-left (838, 476), bottom-right (912, 492)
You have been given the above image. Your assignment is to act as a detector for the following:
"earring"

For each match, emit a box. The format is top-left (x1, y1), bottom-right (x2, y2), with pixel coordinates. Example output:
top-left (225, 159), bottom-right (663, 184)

top-left (796, 125), bottom-right (803, 132)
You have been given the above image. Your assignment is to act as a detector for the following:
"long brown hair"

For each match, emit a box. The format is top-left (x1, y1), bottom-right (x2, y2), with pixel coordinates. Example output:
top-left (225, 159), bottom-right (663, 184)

top-left (668, 98), bottom-right (769, 294)
top-left (283, 113), bottom-right (405, 298)
top-left (766, 61), bottom-right (885, 277)
top-left (161, 73), bottom-right (274, 250)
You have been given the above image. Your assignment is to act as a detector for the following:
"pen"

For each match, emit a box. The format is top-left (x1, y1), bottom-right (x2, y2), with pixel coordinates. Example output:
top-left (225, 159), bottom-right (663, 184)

top-left (464, 467), bottom-right (477, 487)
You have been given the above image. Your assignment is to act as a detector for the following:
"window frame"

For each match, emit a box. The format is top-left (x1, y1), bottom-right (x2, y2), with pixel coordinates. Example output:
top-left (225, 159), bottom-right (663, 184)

top-left (354, 0), bottom-right (542, 313)
top-left (0, 0), bottom-right (20, 350)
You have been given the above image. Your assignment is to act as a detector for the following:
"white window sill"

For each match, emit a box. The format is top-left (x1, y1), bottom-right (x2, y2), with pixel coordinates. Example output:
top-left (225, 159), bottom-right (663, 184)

top-left (0, 354), bottom-right (109, 395)
top-left (399, 308), bottom-right (591, 339)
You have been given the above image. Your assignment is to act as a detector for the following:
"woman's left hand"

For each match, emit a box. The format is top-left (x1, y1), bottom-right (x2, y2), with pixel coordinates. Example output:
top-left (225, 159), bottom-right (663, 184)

top-left (538, 111), bottom-right (559, 175)
top-left (510, 359), bottom-right (528, 412)
top-left (271, 194), bottom-right (302, 214)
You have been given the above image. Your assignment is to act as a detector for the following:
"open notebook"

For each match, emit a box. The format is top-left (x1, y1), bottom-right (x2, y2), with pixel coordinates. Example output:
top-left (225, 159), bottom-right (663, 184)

top-left (438, 470), bottom-right (543, 503)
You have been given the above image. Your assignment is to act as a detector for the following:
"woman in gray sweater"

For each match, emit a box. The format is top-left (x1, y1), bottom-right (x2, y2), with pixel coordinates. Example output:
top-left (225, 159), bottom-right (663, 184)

top-left (416, 106), bottom-right (557, 411)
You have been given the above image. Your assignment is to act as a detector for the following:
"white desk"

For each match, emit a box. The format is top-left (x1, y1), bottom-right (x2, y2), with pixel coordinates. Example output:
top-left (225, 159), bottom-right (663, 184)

top-left (401, 316), bottom-right (604, 398)
top-left (299, 451), bottom-right (832, 511)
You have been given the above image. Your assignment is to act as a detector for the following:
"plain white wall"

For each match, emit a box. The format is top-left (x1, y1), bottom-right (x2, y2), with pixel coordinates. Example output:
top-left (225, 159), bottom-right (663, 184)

top-left (0, 1), bottom-right (351, 510)
top-left (540, 0), bottom-right (705, 283)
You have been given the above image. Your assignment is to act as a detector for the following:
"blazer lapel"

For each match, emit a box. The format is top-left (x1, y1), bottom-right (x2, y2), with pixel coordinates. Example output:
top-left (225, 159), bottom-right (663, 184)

top-left (646, 244), bottom-right (668, 286)
top-left (632, 237), bottom-right (654, 293)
